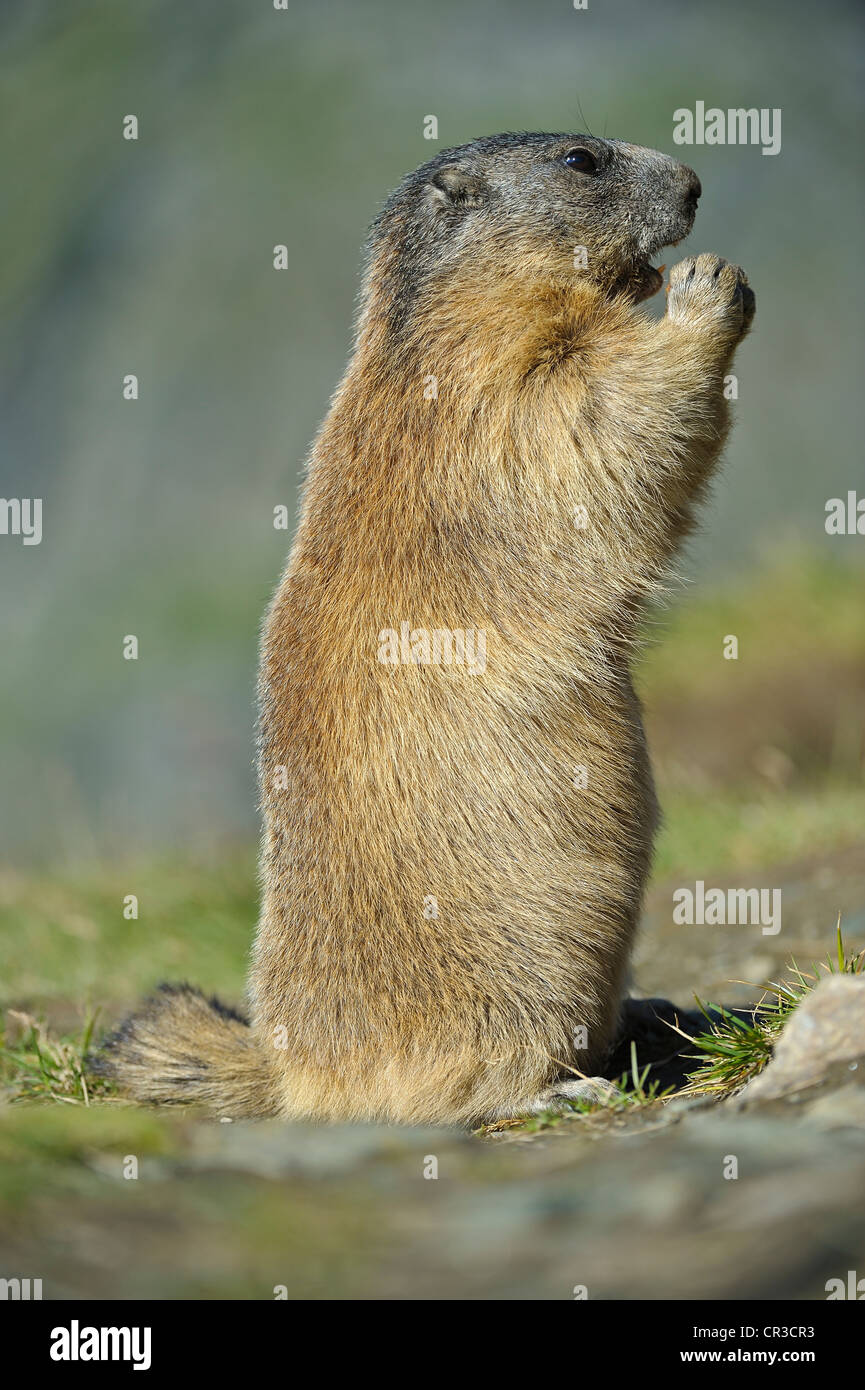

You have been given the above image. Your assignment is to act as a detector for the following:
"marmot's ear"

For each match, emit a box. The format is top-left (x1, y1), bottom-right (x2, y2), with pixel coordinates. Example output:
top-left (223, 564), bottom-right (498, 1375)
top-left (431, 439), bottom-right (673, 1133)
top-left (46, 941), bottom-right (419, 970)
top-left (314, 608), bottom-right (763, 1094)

top-left (429, 166), bottom-right (489, 209)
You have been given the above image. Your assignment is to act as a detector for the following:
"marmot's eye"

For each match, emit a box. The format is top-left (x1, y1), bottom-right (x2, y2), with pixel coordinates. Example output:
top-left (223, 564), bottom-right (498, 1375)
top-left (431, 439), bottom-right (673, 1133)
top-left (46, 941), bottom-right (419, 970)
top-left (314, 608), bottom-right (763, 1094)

top-left (562, 147), bottom-right (597, 173)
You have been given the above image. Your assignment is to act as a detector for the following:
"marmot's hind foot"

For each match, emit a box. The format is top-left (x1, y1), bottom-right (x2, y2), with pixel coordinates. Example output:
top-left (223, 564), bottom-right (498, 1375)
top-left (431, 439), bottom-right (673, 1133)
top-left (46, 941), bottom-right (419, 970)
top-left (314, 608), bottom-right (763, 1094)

top-left (504, 1076), bottom-right (619, 1121)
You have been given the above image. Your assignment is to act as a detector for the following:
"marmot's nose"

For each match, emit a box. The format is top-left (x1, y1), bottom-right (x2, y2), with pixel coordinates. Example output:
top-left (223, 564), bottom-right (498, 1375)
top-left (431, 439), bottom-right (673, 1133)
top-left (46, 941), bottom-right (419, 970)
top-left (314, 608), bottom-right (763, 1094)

top-left (682, 168), bottom-right (701, 203)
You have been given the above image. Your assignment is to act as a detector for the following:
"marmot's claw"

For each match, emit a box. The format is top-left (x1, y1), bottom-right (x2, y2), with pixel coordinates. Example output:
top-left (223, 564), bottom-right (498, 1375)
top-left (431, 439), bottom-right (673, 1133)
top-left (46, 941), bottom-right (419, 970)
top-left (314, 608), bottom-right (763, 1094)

top-left (666, 253), bottom-right (755, 338)
top-left (616, 262), bottom-right (664, 304)
top-left (531, 1076), bottom-right (619, 1113)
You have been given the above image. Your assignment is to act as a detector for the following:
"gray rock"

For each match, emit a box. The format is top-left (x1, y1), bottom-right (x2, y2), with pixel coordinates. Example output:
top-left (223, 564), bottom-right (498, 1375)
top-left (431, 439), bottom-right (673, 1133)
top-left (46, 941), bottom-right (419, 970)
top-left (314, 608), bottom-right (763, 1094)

top-left (738, 974), bottom-right (865, 1105)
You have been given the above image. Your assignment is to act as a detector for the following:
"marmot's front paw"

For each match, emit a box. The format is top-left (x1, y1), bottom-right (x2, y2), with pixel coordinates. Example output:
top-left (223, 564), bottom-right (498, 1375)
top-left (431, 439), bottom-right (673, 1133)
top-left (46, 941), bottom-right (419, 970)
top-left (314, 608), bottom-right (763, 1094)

top-left (666, 254), bottom-right (755, 339)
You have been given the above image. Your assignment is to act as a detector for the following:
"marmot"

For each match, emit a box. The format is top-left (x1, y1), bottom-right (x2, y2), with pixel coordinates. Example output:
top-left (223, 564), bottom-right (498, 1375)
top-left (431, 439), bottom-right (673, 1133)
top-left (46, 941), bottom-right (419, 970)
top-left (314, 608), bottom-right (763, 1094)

top-left (96, 133), bottom-right (754, 1124)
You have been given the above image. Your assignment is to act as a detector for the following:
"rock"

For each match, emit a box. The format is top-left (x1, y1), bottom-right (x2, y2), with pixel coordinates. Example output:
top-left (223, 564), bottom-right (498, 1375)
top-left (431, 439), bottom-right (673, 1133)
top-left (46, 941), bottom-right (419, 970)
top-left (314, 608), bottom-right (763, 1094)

top-left (805, 1077), bottom-right (865, 1130)
top-left (738, 975), bottom-right (865, 1105)
top-left (184, 1121), bottom-right (465, 1178)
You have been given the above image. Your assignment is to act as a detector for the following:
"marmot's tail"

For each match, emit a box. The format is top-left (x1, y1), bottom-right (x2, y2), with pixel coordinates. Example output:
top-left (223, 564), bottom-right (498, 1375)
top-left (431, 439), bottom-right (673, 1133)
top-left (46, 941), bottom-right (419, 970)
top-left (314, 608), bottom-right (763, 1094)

top-left (90, 983), bottom-right (279, 1118)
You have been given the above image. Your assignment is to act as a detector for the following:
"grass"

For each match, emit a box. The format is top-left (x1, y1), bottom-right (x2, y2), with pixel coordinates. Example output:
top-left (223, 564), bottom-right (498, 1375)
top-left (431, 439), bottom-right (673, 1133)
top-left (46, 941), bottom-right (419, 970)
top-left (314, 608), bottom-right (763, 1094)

top-left (639, 549), bottom-right (865, 877)
top-left (0, 849), bottom-right (257, 1007)
top-left (674, 918), bottom-right (865, 1098)
top-left (0, 1008), bottom-right (115, 1106)
top-left (479, 1045), bottom-right (678, 1135)
top-left (651, 782), bottom-right (865, 880)
top-left (639, 550), bottom-right (865, 706)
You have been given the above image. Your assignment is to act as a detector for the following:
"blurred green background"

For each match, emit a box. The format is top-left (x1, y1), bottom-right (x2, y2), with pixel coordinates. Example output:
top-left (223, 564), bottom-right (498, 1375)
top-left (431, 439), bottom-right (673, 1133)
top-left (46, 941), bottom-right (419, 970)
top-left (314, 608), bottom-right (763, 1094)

top-left (0, 0), bottom-right (863, 871)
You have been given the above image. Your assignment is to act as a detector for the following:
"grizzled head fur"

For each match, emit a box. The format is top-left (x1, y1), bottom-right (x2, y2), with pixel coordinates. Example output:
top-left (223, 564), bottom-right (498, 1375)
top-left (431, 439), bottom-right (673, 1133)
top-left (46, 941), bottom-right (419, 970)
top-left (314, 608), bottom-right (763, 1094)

top-left (366, 131), bottom-right (701, 334)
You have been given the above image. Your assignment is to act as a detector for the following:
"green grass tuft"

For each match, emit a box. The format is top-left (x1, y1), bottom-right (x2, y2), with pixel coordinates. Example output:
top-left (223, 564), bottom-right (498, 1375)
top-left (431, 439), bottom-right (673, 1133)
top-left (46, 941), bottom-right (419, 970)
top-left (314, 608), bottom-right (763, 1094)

top-left (0, 1008), bottom-right (116, 1105)
top-left (677, 917), bottom-right (865, 1098)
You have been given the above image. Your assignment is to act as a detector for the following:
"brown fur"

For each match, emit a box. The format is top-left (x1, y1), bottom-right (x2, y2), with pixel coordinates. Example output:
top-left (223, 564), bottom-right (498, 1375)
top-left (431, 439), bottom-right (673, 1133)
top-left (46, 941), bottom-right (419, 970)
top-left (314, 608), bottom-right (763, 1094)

top-left (95, 134), bottom-right (754, 1125)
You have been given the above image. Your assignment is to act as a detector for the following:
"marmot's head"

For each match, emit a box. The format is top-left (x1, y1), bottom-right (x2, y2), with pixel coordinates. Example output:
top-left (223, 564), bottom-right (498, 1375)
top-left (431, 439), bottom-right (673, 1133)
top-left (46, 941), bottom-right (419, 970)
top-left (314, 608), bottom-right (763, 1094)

top-left (368, 132), bottom-right (700, 331)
